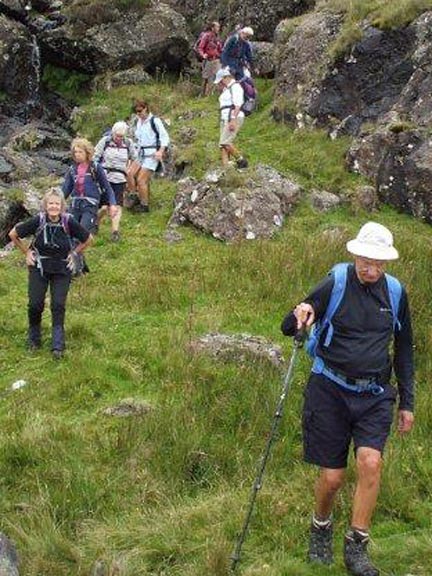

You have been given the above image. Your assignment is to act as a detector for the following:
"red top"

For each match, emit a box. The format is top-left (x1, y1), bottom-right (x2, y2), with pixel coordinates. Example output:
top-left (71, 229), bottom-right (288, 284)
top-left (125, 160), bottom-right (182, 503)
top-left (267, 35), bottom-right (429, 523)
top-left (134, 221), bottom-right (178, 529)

top-left (198, 31), bottom-right (223, 60)
top-left (76, 162), bottom-right (89, 196)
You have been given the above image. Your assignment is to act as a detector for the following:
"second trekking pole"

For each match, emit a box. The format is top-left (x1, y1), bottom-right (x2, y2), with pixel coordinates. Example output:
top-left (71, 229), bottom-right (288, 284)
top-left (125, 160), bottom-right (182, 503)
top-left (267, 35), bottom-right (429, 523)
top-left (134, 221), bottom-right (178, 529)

top-left (230, 329), bottom-right (306, 573)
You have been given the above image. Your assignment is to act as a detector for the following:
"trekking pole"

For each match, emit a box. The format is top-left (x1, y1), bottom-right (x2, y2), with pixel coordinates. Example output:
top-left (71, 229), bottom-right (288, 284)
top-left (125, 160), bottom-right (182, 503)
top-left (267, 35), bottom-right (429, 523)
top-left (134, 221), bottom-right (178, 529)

top-left (230, 328), bottom-right (306, 573)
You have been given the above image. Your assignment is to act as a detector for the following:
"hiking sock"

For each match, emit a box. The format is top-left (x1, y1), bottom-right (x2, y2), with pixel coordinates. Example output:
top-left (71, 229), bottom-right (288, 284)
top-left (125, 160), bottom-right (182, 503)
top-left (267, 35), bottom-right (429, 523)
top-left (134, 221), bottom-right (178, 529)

top-left (308, 513), bottom-right (333, 564)
top-left (348, 527), bottom-right (369, 540)
top-left (312, 513), bottom-right (332, 530)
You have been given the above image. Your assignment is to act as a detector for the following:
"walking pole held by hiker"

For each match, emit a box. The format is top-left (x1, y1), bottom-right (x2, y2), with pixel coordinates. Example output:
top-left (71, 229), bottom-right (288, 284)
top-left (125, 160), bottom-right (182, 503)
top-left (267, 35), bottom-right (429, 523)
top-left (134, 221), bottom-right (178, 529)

top-left (230, 327), bottom-right (306, 573)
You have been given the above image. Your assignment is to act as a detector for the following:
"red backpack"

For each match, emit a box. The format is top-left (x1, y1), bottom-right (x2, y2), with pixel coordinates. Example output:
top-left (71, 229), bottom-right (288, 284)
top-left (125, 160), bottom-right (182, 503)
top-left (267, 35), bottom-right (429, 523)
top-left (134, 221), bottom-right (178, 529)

top-left (193, 30), bottom-right (207, 61)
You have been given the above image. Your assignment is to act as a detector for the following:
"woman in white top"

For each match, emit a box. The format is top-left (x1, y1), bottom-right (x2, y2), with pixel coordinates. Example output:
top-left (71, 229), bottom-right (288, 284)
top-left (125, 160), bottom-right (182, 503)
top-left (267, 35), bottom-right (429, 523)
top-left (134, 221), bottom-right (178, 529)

top-left (214, 67), bottom-right (248, 168)
top-left (129, 99), bottom-right (170, 213)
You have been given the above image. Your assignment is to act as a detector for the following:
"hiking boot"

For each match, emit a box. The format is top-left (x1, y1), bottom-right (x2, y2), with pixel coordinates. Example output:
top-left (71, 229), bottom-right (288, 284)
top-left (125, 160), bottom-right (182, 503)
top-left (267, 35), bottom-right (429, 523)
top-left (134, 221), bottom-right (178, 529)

top-left (27, 325), bottom-right (41, 350)
top-left (134, 203), bottom-right (150, 213)
top-left (344, 531), bottom-right (379, 576)
top-left (308, 521), bottom-right (333, 565)
top-left (111, 231), bottom-right (120, 242)
top-left (52, 349), bottom-right (64, 360)
top-left (236, 157), bottom-right (248, 169)
top-left (27, 341), bottom-right (41, 352)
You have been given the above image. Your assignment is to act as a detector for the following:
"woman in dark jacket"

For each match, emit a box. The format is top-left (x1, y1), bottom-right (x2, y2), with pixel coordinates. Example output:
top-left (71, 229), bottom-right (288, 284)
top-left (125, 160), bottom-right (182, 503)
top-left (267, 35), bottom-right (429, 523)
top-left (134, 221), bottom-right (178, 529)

top-left (62, 137), bottom-right (117, 234)
top-left (9, 188), bottom-right (92, 359)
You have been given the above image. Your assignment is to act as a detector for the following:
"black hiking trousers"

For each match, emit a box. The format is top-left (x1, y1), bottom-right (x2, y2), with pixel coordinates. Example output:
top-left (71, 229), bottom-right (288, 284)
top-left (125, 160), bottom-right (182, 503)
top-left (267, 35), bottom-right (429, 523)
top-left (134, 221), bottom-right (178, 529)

top-left (28, 266), bottom-right (71, 350)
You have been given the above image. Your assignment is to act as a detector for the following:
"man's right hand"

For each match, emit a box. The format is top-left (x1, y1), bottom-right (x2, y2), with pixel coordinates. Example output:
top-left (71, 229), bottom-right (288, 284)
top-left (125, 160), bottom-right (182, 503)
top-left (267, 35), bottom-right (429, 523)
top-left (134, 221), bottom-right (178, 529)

top-left (293, 302), bottom-right (315, 330)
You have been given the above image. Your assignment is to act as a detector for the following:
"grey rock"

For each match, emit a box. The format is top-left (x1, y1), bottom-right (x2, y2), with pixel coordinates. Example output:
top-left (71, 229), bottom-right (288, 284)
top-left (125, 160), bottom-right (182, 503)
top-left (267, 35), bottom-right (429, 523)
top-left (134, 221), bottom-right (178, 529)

top-left (103, 398), bottom-right (152, 418)
top-left (347, 126), bottom-right (432, 222)
top-left (273, 11), bottom-right (343, 124)
top-left (38, 3), bottom-right (190, 74)
top-left (252, 41), bottom-right (276, 77)
top-left (189, 333), bottom-right (284, 366)
top-left (0, 155), bottom-right (13, 176)
top-left (352, 185), bottom-right (379, 212)
top-left (165, 0), bottom-right (315, 41)
top-left (273, 9), bottom-right (432, 130)
top-left (0, 533), bottom-right (19, 576)
top-left (91, 66), bottom-right (153, 92)
top-left (169, 164), bottom-right (301, 242)
top-left (310, 189), bottom-right (341, 212)
top-left (91, 559), bottom-right (107, 576)
top-left (0, 15), bottom-right (40, 106)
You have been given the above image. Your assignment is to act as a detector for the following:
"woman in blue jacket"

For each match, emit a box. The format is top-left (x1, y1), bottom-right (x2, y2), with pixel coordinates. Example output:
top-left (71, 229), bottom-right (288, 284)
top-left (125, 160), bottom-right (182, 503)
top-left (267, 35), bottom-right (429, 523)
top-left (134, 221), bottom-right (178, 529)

top-left (62, 137), bottom-right (117, 234)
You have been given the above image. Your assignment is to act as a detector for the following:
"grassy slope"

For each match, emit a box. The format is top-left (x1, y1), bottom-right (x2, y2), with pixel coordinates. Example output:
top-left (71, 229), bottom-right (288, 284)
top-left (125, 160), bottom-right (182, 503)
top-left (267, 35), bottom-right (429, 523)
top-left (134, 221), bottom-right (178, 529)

top-left (0, 79), bottom-right (432, 575)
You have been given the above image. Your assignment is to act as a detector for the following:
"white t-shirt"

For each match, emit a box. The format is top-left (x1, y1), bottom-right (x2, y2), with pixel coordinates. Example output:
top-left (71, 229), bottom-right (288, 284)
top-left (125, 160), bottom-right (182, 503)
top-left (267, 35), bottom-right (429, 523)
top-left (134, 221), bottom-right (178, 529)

top-left (219, 80), bottom-right (244, 122)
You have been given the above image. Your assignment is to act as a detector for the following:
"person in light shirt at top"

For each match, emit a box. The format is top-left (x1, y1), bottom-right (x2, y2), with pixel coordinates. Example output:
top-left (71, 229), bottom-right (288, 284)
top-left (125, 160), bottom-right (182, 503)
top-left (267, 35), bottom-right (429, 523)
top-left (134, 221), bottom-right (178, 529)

top-left (214, 67), bottom-right (248, 169)
top-left (128, 99), bottom-right (170, 213)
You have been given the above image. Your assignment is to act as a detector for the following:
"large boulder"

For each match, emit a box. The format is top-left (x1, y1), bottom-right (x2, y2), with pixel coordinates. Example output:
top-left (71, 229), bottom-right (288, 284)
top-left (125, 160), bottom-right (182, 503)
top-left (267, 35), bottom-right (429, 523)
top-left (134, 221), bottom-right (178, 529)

top-left (273, 10), bottom-right (419, 130)
top-left (273, 11), bottom-right (343, 125)
top-left (252, 41), bottom-right (276, 78)
top-left (38, 2), bottom-right (190, 74)
top-left (347, 126), bottom-right (432, 222)
top-left (0, 186), bottom-right (31, 247)
top-left (384, 11), bottom-right (432, 127)
top-left (0, 15), bottom-right (40, 108)
top-left (168, 164), bottom-right (301, 242)
top-left (165, 0), bottom-right (315, 41)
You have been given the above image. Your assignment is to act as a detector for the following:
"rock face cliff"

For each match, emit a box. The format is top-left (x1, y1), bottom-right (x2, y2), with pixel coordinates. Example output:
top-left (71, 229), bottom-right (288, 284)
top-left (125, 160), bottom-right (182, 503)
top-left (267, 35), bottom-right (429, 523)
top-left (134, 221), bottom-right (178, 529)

top-left (38, 3), bottom-right (190, 74)
top-left (273, 8), bottom-right (432, 221)
top-left (165, 0), bottom-right (315, 39)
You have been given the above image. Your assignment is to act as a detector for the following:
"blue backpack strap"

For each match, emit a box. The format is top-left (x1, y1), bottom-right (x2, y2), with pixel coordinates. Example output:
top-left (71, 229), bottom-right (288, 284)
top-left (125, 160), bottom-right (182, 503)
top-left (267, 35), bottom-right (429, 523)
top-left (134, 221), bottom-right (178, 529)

top-left (306, 262), bottom-right (349, 357)
top-left (322, 263), bottom-right (349, 348)
top-left (384, 273), bottom-right (402, 331)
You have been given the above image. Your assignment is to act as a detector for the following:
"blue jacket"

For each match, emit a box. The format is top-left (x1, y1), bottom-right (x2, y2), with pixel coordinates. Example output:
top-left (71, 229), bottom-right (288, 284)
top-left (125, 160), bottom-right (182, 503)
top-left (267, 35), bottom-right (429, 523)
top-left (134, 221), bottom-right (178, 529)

top-left (221, 34), bottom-right (253, 74)
top-left (62, 162), bottom-right (116, 206)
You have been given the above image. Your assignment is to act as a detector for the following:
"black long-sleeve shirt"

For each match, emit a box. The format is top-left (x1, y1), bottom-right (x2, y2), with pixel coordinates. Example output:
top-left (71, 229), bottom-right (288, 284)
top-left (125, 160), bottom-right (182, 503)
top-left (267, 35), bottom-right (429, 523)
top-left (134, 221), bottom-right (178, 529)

top-left (281, 264), bottom-right (414, 411)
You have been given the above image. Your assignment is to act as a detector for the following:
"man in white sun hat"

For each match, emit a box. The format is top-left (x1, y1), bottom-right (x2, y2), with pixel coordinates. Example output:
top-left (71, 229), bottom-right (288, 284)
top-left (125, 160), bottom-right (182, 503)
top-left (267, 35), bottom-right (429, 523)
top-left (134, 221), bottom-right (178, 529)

top-left (214, 67), bottom-right (248, 168)
top-left (281, 222), bottom-right (414, 576)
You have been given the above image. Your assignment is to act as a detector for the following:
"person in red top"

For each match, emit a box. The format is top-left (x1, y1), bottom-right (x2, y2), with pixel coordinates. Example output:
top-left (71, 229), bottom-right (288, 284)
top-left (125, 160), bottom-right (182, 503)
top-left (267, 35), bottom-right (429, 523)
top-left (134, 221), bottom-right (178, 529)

top-left (198, 21), bottom-right (223, 96)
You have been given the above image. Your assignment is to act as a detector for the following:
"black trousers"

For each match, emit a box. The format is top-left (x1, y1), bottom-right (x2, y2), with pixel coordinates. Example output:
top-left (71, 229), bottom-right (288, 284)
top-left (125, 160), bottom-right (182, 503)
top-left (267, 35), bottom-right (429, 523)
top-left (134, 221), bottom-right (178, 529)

top-left (28, 266), bottom-right (71, 350)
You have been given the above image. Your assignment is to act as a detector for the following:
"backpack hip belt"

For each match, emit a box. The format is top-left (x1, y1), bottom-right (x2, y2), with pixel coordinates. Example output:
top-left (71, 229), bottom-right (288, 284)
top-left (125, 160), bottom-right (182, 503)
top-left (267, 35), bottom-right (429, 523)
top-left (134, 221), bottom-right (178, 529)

top-left (35, 250), bottom-right (68, 277)
top-left (71, 196), bottom-right (99, 207)
top-left (312, 356), bottom-right (384, 395)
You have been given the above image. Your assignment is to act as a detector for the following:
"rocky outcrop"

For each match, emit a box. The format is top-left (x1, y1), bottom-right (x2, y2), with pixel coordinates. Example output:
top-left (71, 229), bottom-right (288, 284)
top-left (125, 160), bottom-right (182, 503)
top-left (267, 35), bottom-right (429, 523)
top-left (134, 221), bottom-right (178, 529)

top-left (384, 12), bottom-right (432, 127)
top-left (38, 3), bottom-right (190, 74)
top-left (189, 333), bottom-right (284, 366)
top-left (0, 15), bottom-right (40, 108)
top-left (166, 0), bottom-right (315, 41)
top-left (168, 164), bottom-right (301, 242)
top-left (310, 189), bottom-right (341, 212)
top-left (273, 11), bottom-right (343, 125)
top-left (347, 127), bottom-right (432, 222)
top-left (0, 120), bottom-right (71, 182)
top-left (90, 66), bottom-right (152, 92)
top-left (252, 41), bottom-right (276, 77)
top-left (273, 10), bottom-right (432, 132)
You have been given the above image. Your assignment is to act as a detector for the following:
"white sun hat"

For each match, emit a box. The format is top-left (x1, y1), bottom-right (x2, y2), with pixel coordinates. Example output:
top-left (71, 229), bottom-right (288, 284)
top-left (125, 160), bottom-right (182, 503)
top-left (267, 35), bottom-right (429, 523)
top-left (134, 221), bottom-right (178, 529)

top-left (214, 67), bottom-right (232, 84)
top-left (346, 222), bottom-right (399, 261)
